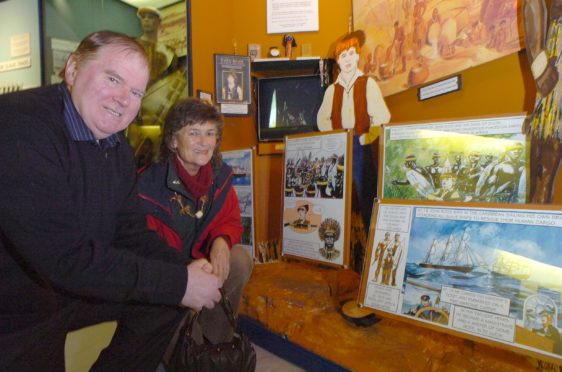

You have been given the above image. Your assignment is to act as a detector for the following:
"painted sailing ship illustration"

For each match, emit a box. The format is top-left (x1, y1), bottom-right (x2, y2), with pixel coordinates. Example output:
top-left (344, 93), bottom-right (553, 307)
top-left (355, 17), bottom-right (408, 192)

top-left (419, 228), bottom-right (487, 273)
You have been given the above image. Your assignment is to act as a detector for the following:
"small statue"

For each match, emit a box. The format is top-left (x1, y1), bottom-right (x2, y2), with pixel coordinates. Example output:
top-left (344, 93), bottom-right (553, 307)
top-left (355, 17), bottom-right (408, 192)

top-left (282, 34), bottom-right (297, 58)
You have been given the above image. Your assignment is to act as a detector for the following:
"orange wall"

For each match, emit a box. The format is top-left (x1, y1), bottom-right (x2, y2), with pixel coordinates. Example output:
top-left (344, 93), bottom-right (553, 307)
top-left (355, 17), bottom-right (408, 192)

top-left (190, 0), bottom-right (538, 242)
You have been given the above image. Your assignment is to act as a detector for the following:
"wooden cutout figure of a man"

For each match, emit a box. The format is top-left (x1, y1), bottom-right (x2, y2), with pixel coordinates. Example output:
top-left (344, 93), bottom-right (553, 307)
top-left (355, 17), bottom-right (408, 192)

top-left (524, 0), bottom-right (562, 202)
top-left (317, 31), bottom-right (391, 272)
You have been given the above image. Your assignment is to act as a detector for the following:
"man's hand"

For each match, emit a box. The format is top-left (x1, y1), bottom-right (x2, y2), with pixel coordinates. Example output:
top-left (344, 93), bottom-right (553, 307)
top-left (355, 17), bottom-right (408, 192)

top-left (210, 237), bottom-right (231, 283)
top-left (180, 258), bottom-right (221, 311)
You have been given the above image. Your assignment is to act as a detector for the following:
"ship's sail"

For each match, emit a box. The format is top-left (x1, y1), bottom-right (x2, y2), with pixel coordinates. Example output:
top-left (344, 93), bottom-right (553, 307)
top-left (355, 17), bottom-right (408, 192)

top-left (419, 227), bottom-right (487, 273)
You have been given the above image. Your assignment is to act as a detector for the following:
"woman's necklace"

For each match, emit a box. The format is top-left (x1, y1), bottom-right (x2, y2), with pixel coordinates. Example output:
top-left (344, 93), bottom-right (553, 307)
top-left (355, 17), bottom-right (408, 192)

top-left (170, 193), bottom-right (208, 219)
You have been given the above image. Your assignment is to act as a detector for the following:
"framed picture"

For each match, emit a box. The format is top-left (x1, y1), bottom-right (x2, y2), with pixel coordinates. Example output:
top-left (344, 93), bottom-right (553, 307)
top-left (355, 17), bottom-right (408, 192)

top-left (248, 43), bottom-right (261, 61)
top-left (281, 130), bottom-right (353, 267)
top-left (221, 148), bottom-right (257, 261)
top-left (197, 89), bottom-right (213, 105)
top-left (359, 200), bottom-right (562, 363)
top-left (380, 114), bottom-right (528, 204)
top-left (214, 54), bottom-right (251, 115)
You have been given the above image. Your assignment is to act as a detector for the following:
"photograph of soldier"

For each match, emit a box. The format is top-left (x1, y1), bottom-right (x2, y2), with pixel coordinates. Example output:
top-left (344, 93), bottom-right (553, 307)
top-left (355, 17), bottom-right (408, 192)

top-left (284, 151), bottom-right (345, 199)
top-left (318, 218), bottom-right (342, 261)
top-left (128, 5), bottom-right (189, 166)
top-left (283, 203), bottom-right (320, 233)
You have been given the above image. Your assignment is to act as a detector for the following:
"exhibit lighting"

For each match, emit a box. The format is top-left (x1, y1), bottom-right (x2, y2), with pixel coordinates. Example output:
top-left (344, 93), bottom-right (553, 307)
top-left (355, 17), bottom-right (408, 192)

top-left (492, 249), bottom-right (562, 291)
top-left (269, 89), bottom-right (276, 128)
top-left (416, 130), bottom-right (523, 154)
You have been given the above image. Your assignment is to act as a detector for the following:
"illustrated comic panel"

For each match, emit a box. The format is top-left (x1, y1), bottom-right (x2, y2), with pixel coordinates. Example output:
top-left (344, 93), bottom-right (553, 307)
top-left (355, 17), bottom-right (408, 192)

top-left (361, 201), bottom-right (562, 361)
top-left (353, 0), bottom-right (523, 96)
top-left (381, 115), bottom-right (528, 203)
top-left (282, 132), bottom-right (350, 266)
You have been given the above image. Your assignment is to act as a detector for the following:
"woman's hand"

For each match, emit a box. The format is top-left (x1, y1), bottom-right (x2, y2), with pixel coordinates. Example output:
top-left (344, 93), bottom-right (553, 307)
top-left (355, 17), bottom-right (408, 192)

top-left (209, 237), bottom-right (231, 283)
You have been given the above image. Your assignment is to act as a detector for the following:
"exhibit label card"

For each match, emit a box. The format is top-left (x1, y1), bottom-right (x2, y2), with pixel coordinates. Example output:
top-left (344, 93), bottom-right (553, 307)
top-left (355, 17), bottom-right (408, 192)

top-left (267, 0), bottom-right (319, 34)
top-left (361, 201), bottom-right (562, 361)
top-left (281, 131), bottom-right (349, 266)
top-left (382, 115), bottom-right (527, 204)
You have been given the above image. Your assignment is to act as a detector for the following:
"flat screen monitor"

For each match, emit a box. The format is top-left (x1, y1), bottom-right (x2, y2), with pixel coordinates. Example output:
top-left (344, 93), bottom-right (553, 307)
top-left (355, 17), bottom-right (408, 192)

top-left (256, 74), bottom-right (324, 142)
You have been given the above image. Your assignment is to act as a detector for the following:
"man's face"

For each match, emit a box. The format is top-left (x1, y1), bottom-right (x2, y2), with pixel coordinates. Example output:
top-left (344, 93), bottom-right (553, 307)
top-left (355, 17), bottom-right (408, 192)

top-left (139, 12), bottom-right (161, 32)
top-left (337, 47), bottom-right (359, 74)
top-left (65, 45), bottom-right (149, 139)
top-left (325, 233), bottom-right (335, 247)
top-left (507, 147), bottom-right (522, 160)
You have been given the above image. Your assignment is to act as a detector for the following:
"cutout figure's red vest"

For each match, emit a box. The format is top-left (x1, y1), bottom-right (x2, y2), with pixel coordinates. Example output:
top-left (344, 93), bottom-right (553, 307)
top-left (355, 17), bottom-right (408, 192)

top-left (330, 75), bottom-right (370, 135)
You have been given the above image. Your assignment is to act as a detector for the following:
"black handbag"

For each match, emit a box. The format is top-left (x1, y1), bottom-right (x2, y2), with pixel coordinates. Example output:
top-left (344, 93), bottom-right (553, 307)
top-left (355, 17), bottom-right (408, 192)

top-left (166, 289), bottom-right (257, 372)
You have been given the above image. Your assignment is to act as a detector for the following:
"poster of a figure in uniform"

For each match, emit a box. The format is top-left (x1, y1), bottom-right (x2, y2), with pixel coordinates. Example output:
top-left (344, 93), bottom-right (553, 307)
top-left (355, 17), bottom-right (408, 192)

top-left (127, 2), bottom-right (191, 169)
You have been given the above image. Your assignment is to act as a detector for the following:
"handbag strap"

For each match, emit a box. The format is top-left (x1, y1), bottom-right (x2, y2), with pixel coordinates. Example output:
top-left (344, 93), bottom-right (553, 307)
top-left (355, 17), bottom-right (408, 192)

top-left (218, 287), bottom-right (239, 330)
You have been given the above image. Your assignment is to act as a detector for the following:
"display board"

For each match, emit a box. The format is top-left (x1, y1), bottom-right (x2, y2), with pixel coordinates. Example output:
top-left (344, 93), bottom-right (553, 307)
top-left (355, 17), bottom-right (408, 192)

top-left (222, 148), bottom-right (256, 260)
top-left (381, 115), bottom-right (528, 203)
top-left (281, 131), bottom-right (352, 267)
top-left (359, 201), bottom-right (562, 361)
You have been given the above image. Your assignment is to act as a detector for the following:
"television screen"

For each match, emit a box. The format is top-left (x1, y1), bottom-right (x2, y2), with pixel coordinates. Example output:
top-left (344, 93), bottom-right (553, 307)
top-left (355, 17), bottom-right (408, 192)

top-left (257, 74), bottom-right (324, 142)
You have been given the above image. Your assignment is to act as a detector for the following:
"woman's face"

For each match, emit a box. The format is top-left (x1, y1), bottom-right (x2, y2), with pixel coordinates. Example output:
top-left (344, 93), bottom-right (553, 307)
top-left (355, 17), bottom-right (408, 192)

top-left (172, 121), bottom-right (218, 175)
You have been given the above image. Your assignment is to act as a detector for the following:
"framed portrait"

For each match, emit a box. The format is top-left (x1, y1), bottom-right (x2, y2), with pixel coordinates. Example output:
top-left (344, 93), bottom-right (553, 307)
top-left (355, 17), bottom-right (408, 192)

top-left (214, 54), bottom-right (251, 113)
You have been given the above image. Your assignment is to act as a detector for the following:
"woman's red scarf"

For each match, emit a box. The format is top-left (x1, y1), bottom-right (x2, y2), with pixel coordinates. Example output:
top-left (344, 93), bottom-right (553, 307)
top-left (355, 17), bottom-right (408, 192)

top-left (173, 155), bottom-right (212, 199)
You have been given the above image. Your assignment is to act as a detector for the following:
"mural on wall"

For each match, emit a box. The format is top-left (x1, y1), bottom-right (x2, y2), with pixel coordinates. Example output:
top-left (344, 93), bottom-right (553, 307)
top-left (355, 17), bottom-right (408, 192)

top-left (127, 1), bottom-right (191, 169)
top-left (353, 0), bottom-right (523, 96)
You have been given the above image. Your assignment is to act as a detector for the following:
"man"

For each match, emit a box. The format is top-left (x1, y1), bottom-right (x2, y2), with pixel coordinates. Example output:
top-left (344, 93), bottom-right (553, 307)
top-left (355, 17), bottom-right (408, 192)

top-left (390, 233), bottom-right (404, 286)
top-left (372, 231), bottom-right (392, 283)
top-left (136, 6), bottom-right (177, 86)
top-left (133, 6), bottom-right (187, 130)
top-left (476, 143), bottom-right (525, 202)
top-left (0, 31), bottom-right (221, 371)
top-left (392, 154), bottom-right (435, 198)
top-left (291, 204), bottom-right (311, 229)
top-left (317, 30), bottom-right (391, 230)
top-left (425, 152), bottom-right (443, 189)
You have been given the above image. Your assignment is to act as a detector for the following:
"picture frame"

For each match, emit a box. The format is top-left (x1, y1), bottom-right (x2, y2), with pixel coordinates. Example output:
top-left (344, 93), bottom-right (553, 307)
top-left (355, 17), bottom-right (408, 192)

top-left (380, 114), bottom-right (528, 204)
top-left (221, 148), bottom-right (257, 261)
top-left (214, 54), bottom-right (251, 115)
top-left (248, 43), bottom-right (261, 61)
top-left (359, 200), bottom-right (562, 364)
top-left (281, 130), bottom-right (353, 268)
top-left (196, 89), bottom-right (213, 105)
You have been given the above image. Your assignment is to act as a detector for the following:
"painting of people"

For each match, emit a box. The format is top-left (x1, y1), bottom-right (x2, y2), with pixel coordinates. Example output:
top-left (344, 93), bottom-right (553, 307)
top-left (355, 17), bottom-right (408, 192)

top-left (353, 0), bottom-right (523, 96)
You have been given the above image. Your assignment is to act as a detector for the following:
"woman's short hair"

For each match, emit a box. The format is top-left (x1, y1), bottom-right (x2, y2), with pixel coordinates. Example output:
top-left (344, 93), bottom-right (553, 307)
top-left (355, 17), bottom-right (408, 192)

top-left (160, 98), bottom-right (224, 167)
top-left (60, 31), bottom-right (147, 80)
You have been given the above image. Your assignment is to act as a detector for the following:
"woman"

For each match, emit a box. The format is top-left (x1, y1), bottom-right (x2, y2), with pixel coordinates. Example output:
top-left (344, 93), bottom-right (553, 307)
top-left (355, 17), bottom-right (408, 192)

top-left (137, 98), bottom-right (253, 345)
